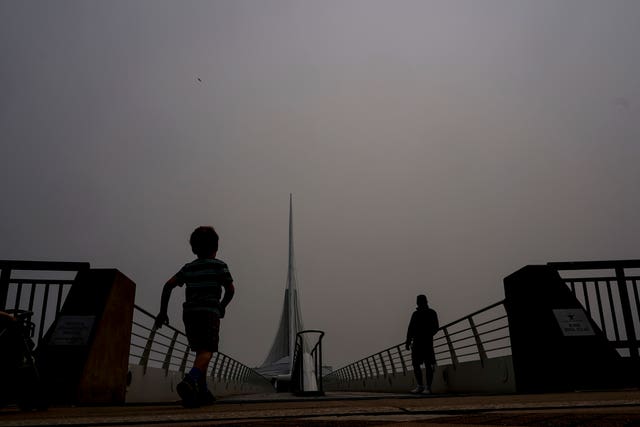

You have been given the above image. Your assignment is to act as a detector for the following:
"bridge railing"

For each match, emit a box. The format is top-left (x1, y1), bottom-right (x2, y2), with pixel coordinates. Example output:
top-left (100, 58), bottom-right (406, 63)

top-left (1, 260), bottom-right (271, 400)
top-left (549, 260), bottom-right (640, 360)
top-left (325, 300), bottom-right (510, 388)
top-left (129, 305), bottom-right (270, 392)
top-left (0, 260), bottom-right (89, 346)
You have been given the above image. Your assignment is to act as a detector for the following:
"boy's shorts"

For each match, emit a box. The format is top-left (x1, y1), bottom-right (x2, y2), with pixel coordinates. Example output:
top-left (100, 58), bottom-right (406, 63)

top-left (182, 311), bottom-right (220, 352)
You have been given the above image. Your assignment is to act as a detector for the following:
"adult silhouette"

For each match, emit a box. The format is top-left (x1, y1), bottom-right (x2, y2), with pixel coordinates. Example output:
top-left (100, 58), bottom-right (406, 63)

top-left (405, 294), bottom-right (439, 394)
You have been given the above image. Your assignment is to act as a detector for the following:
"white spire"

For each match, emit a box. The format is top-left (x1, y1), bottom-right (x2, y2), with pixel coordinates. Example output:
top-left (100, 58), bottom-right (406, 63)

top-left (261, 194), bottom-right (305, 370)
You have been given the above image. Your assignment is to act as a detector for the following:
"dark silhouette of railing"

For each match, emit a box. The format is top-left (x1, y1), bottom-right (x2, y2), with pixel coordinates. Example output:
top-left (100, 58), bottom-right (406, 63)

top-left (1, 260), bottom-right (269, 395)
top-left (0, 260), bottom-right (89, 346)
top-left (549, 260), bottom-right (640, 361)
top-left (291, 330), bottom-right (325, 396)
top-left (130, 305), bottom-right (268, 386)
top-left (9, 258), bottom-right (637, 395)
top-left (325, 301), bottom-right (509, 384)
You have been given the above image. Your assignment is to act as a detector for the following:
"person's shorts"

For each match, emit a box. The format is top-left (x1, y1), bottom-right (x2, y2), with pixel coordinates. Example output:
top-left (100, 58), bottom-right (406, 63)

top-left (182, 311), bottom-right (220, 352)
top-left (411, 344), bottom-right (435, 366)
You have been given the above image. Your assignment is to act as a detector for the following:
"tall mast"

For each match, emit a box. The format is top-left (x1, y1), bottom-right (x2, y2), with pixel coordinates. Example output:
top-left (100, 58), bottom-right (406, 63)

top-left (287, 193), bottom-right (295, 369)
top-left (260, 194), bottom-right (304, 372)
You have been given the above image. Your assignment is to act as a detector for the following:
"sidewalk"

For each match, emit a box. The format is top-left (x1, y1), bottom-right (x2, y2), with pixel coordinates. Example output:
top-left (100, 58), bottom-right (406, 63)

top-left (2, 389), bottom-right (640, 426)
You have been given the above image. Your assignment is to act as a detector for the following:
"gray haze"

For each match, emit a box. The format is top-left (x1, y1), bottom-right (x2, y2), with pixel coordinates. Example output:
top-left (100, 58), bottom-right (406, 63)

top-left (2, 1), bottom-right (640, 368)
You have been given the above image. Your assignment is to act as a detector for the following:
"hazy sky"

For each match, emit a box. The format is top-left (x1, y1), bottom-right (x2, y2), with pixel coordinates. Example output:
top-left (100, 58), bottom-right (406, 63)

top-left (2, 1), bottom-right (640, 368)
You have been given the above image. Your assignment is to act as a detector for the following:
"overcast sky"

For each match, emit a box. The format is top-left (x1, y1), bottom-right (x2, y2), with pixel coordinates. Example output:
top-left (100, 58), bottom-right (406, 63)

top-left (2, 1), bottom-right (640, 368)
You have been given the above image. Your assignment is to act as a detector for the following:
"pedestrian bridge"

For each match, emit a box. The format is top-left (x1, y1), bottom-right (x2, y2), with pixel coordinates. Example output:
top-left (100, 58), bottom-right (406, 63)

top-left (1, 259), bottom-right (639, 404)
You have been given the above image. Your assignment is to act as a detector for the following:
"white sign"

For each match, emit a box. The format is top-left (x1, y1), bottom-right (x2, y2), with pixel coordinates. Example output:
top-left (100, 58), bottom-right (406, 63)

top-left (553, 309), bottom-right (595, 336)
top-left (50, 315), bottom-right (95, 345)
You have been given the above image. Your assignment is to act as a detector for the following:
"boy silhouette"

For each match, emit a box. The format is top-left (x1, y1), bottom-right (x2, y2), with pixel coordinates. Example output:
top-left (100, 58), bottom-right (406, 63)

top-left (155, 226), bottom-right (235, 407)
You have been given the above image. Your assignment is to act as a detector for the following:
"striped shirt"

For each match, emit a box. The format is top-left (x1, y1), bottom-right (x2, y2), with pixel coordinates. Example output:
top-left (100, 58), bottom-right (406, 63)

top-left (176, 258), bottom-right (233, 314)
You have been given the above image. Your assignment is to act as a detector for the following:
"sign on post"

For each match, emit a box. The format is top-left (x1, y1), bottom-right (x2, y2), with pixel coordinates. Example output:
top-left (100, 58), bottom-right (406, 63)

top-left (553, 309), bottom-right (595, 336)
top-left (50, 316), bottom-right (95, 345)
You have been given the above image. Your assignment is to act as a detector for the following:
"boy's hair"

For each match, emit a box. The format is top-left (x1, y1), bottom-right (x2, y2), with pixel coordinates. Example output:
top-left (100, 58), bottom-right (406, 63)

top-left (189, 226), bottom-right (219, 258)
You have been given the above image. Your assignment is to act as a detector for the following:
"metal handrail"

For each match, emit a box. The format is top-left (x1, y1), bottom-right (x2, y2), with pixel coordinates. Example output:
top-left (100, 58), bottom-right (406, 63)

top-left (1, 260), bottom-right (270, 395)
top-left (0, 260), bottom-right (91, 271)
top-left (325, 300), bottom-right (509, 382)
top-left (130, 305), bottom-right (269, 385)
top-left (0, 261), bottom-right (89, 346)
top-left (549, 260), bottom-right (640, 269)
top-left (328, 260), bottom-right (640, 386)
top-left (550, 260), bottom-right (640, 359)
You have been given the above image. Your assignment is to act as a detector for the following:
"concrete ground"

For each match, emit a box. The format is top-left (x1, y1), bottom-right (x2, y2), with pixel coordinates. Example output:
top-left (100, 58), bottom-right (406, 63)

top-left (2, 389), bottom-right (640, 426)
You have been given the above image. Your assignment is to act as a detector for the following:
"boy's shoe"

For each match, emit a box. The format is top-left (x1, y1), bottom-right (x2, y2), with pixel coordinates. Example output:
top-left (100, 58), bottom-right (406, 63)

top-left (422, 388), bottom-right (432, 395)
top-left (197, 389), bottom-right (216, 406)
top-left (410, 385), bottom-right (425, 394)
top-left (177, 375), bottom-right (200, 408)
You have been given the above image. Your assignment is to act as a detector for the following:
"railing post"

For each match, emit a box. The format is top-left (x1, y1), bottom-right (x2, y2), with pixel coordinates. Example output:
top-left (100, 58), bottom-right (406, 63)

top-left (210, 352), bottom-right (220, 379)
top-left (233, 363), bottom-right (240, 382)
top-left (378, 353), bottom-right (388, 377)
top-left (162, 330), bottom-right (179, 375)
top-left (318, 348), bottom-right (324, 393)
top-left (179, 346), bottom-right (190, 374)
top-left (348, 365), bottom-right (356, 380)
top-left (396, 345), bottom-right (407, 375)
top-left (217, 356), bottom-right (226, 381)
top-left (468, 317), bottom-right (487, 367)
top-left (139, 327), bottom-right (157, 373)
top-left (443, 327), bottom-right (458, 369)
top-left (55, 283), bottom-right (65, 314)
top-left (223, 356), bottom-right (232, 381)
top-left (38, 284), bottom-right (51, 345)
top-left (227, 361), bottom-right (236, 383)
top-left (386, 349), bottom-right (396, 374)
top-left (232, 361), bottom-right (239, 382)
top-left (357, 361), bottom-right (366, 379)
top-left (365, 357), bottom-right (374, 378)
top-left (28, 282), bottom-right (37, 312)
top-left (615, 267), bottom-right (639, 359)
top-left (13, 282), bottom-right (22, 311)
top-left (0, 266), bottom-right (11, 309)
top-left (371, 355), bottom-right (380, 377)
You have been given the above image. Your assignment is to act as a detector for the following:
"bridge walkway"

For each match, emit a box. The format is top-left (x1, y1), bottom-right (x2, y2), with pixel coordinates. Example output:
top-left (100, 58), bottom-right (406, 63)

top-left (2, 389), bottom-right (640, 426)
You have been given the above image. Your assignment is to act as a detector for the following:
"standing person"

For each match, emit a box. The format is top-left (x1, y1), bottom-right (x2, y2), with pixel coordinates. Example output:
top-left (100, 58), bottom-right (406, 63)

top-left (405, 294), bottom-right (439, 394)
top-left (155, 226), bottom-right (235, 407)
